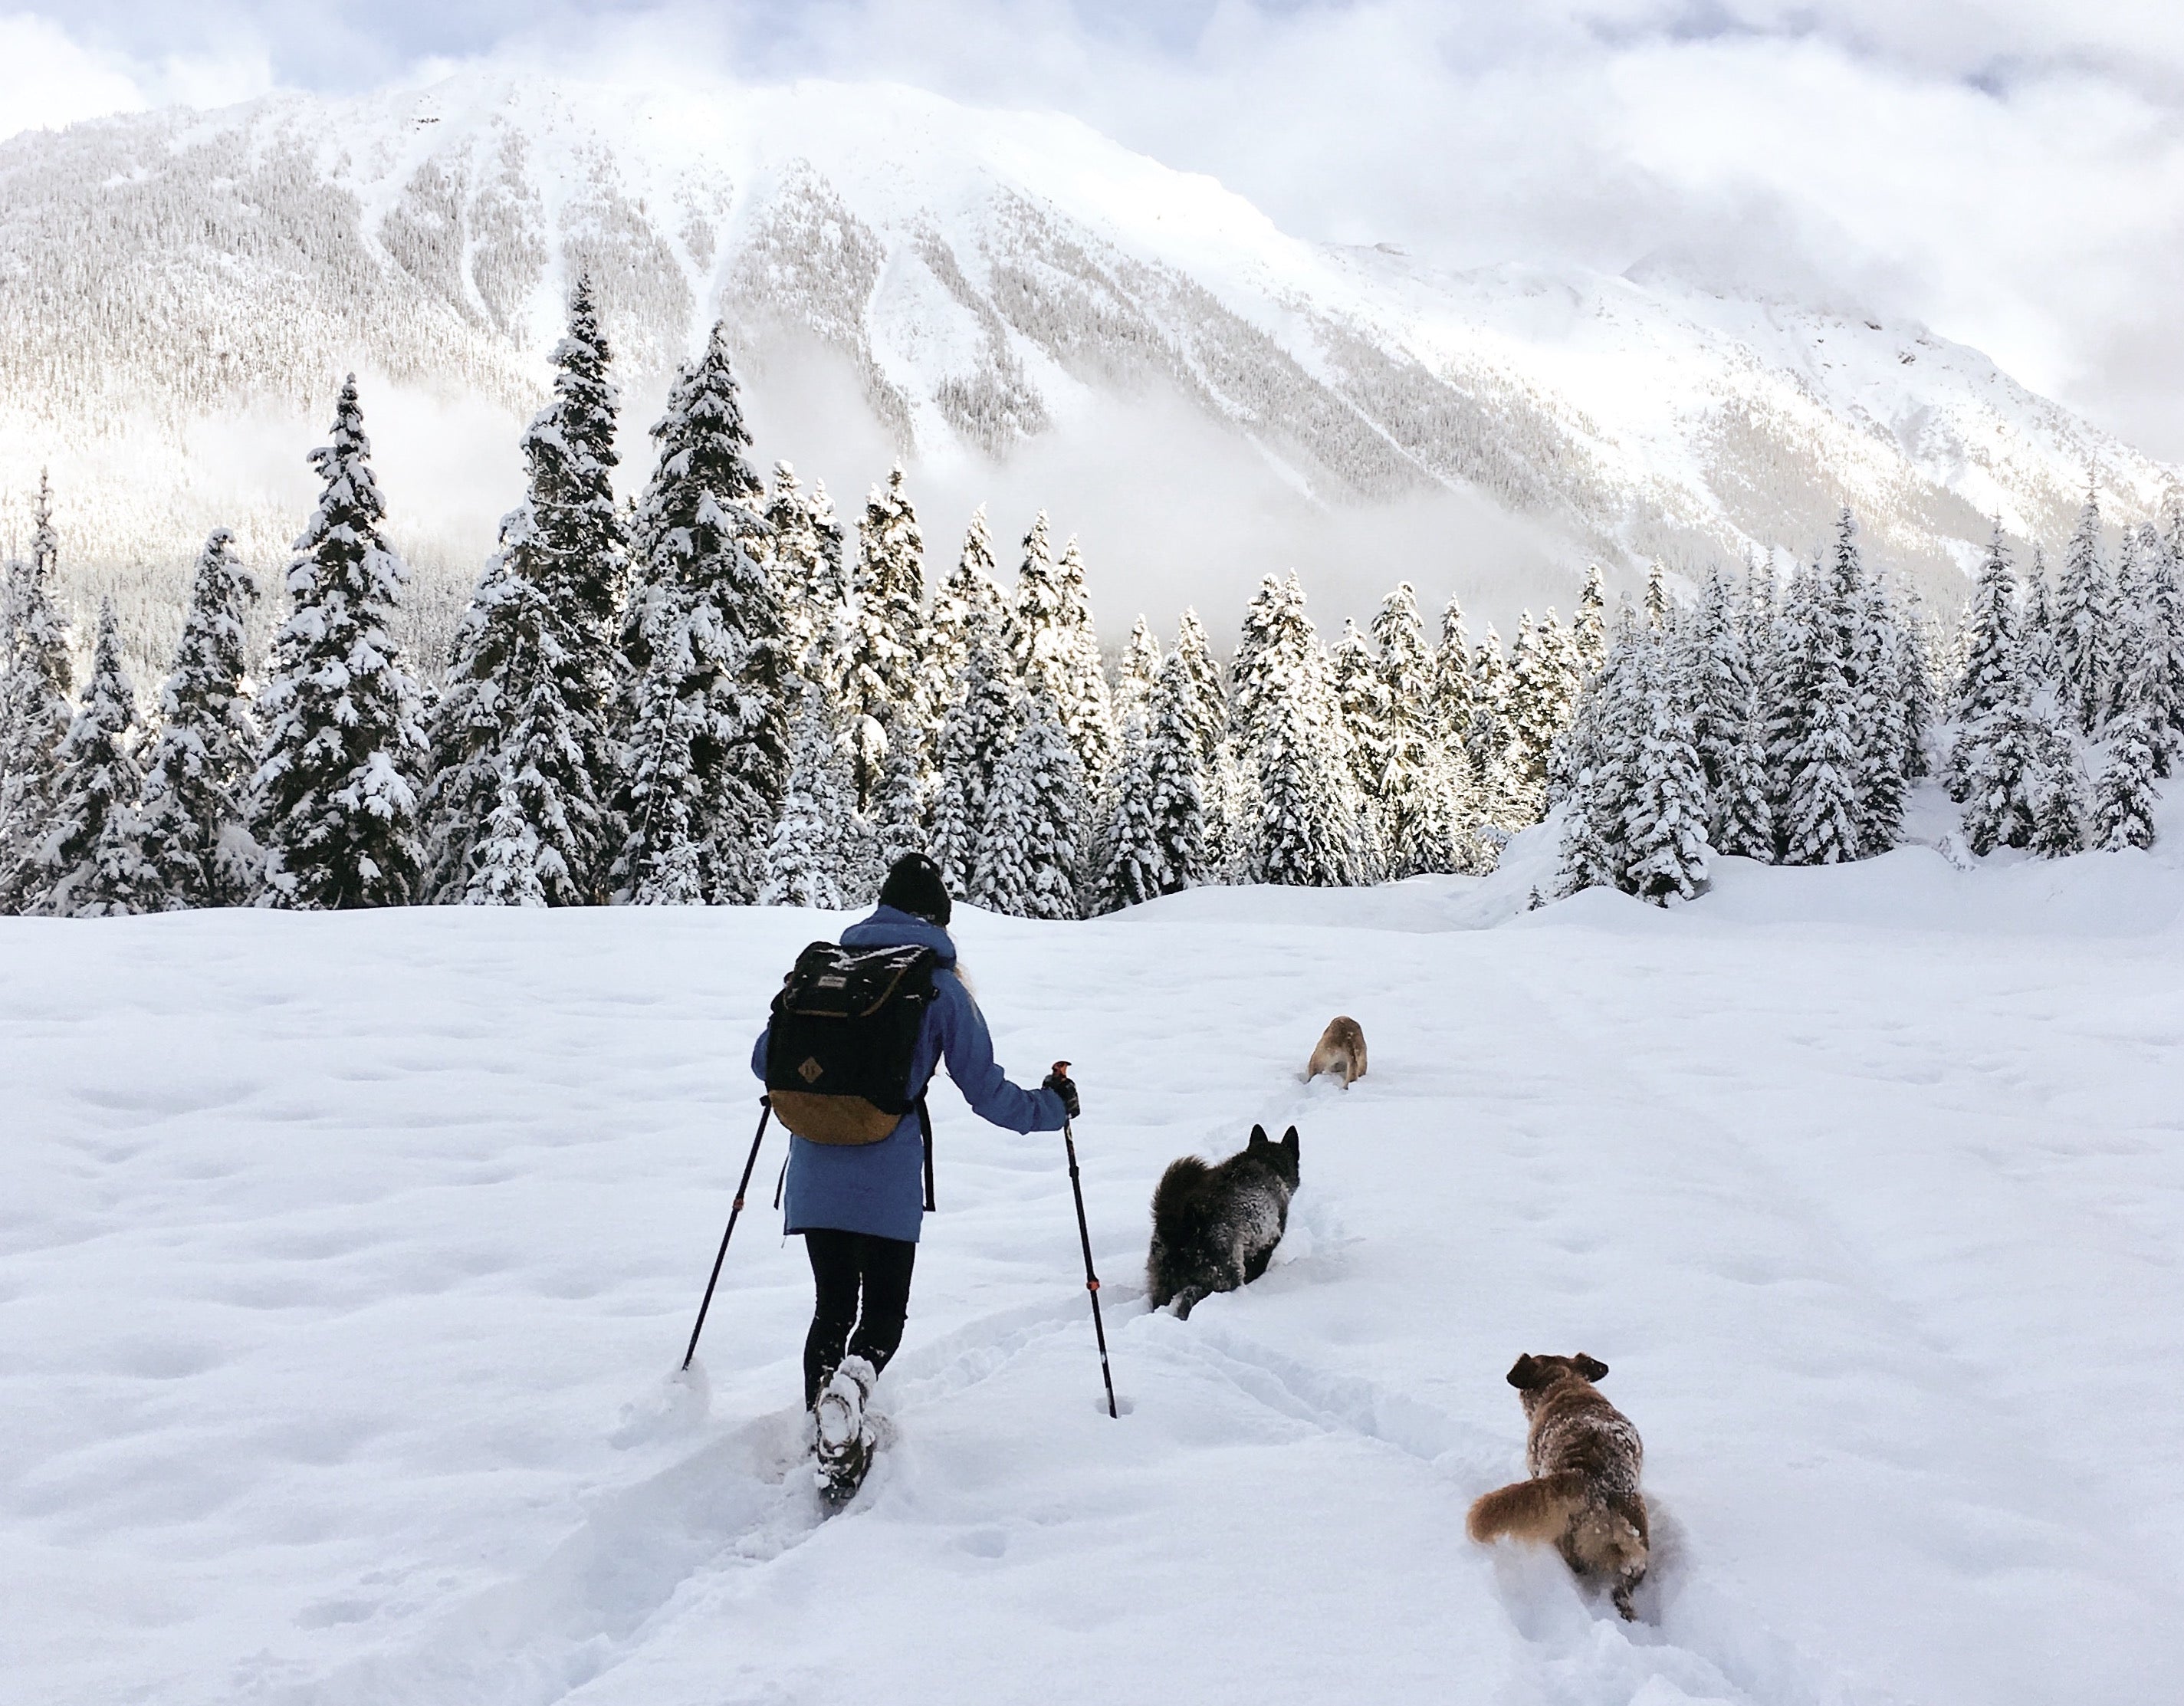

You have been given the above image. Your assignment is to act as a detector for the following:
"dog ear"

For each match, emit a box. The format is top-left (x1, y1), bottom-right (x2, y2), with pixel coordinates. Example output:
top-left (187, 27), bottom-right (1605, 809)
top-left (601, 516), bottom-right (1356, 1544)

top-left (1575, 1354), bottom-right (1609, 1382)
top-left (1249, 1124), bottom-right (1268, 1146)
top-left (1506, 1354), bottom-right (1542, 1389)
top-left (1280, 1126), bottom-right (1299, 1149)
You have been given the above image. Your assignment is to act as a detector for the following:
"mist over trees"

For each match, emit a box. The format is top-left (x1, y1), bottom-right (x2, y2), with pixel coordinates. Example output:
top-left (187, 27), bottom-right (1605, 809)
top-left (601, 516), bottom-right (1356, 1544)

top-left (1, 300), bottom-right (2173, 919)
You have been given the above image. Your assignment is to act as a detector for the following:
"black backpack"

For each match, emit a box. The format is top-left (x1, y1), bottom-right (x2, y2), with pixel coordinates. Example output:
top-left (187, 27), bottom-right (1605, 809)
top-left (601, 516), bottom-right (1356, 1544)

top-left (765, 942), bottom-right (942, 1202)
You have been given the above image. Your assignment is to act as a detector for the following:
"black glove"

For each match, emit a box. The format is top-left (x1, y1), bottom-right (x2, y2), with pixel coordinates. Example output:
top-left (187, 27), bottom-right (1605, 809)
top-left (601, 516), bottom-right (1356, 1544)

top-left (1042, 1067), bottom-right (1080, 1119)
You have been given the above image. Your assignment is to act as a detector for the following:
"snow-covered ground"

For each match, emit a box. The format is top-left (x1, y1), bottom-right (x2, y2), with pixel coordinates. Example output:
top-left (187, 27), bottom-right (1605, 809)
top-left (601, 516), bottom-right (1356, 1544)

top-left (8, 814), bottom-right (2184, 1706)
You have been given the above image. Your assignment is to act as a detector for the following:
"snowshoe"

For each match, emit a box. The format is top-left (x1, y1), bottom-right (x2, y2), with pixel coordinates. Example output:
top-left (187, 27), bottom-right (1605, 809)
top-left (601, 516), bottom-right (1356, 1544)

top-left (813, 1355), bottom-right (878, 1508)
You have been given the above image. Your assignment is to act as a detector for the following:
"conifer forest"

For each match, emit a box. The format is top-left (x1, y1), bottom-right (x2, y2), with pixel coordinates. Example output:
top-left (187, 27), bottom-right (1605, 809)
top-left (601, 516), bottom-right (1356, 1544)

top-left (1, 286), bottom-right (2175, 921)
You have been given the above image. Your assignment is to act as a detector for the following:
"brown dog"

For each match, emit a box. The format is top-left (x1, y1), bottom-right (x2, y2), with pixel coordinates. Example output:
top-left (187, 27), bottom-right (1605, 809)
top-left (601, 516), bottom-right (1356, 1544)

top-left (1305, 1016), bottom-right (1366, 1085)
top-left (1466, 1353), bottom-right (1649, 1619)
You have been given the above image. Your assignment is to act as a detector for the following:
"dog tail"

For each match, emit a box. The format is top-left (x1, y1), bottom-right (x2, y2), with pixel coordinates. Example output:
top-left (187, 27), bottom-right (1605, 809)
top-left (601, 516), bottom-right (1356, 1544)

top-left (1466, 1471), bottom-right (1588, 1545)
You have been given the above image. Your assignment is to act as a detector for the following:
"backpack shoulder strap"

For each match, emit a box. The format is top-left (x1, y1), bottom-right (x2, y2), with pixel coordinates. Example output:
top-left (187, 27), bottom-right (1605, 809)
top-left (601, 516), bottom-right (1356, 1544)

top-left (917, 1096), bottom-right (935, 1214)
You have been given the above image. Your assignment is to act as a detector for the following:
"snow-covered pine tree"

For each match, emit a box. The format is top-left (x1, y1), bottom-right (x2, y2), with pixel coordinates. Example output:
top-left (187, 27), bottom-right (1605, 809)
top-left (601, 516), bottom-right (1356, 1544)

top-left (2027, 711), bottom-right (2090, 859)
top-left (1644, 561), bottom-right (1669, 629)
top-left (426, 288), bottom-right (629, 906)
top-left (27, 600), bottom-right (147, 915)
top-left (135, 528), bottom-right (261, 909)
top-left (1115, 616), bottom-right (1161, 725)
top-left (1778, 623), bottom-right (1862, 866)
top-left (1051, 535), bottom-right (1119, 791)
top-left (765, 462), bottom-right (833, 669)
top-left (972, 681), bottom-right (1084, 920)
top-left (1142, 636), bottom-right (1212, 893)
top-left (1231, 574), bottom-right (1364, 886)
top-left (1686, 565), bottom-right (1744, 798)
top-left (1467, 624), bottom-right (1532, 827)
top-left (1009, 512), bottom-right (1066, 685)
top-left (868, 702), bottom-right (927, 880)
top-left (1575, 566), bottom-right (1608, 678)
top-left (1095, 707), bottom-right (1163, 912)
top-left (927, 587), bottom-right (1015, 897)
top-left (1431, 593), bottom-right (1473, 756)
top-left (762, 681), bottom-right (856, 908)
top-left (251, 377), bottom-right (429, 909)
top-left (612, 325), bottom-right (793, 905)
top-left (2018, 547), bottom-right (2060, 689)
top-left (1170, 609), bottom-right (1230, 867)
top-left (1506, 613), bottom-right (1566, 794)
top-left (1330, 617), bottom-right (1385, 801)
top-left (1557, 614), bottom-right (1643, 896)
top-left (1946, 524), bottom-right (2022, 801)
top-left (1369, 583), bottom-right (1459, 877)
top-left (839, 464), bottom-right (931, 817)
top-left (1621, 631), bottom-right (1712, 905)
top-left (1854, 569), bottom-right (1910, 856)
top-left (2137, 521), bottom-right (2183, 774)
top-left (930, 507), bottom-right (1007, 712)
top-left (2055, 484), bottom-right (2111, 735)
top-left (0, 471), bottom-right (76, 911)
top-left (2094, 702), bottom-right (2160, 851)
top-left (532, 278), bottom-right (627, 678)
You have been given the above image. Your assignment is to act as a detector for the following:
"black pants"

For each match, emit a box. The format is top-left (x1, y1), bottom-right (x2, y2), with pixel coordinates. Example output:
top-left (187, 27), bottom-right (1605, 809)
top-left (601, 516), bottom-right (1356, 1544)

top-left (803, 1228), bottom-right (918, 1408)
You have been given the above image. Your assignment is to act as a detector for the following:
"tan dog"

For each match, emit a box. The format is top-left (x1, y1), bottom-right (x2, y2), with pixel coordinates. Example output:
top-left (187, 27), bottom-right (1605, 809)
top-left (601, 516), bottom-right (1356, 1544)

top-left (1466, 1353), bottom-right (1649, 1619)
top-left (1305, 1016), bottom-right (1366, 1085)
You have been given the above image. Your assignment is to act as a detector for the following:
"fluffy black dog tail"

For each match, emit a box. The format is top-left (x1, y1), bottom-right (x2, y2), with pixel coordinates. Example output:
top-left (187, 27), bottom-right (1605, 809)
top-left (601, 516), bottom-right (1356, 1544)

top-left (1149, 1155), bottom-right (1210, 1234)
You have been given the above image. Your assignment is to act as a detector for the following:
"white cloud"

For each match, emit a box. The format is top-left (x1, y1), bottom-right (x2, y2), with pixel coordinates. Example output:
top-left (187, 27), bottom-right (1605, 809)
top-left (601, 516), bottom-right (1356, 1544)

top-left (0, 12), bottom-right (147, 137)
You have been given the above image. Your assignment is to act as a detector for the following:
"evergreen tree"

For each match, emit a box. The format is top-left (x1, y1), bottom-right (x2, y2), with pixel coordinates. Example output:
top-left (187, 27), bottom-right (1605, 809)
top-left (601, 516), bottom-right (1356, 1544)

top-left (2028, 713), bottom-right (2090, 859)
top-left (973, 682), bottom-right (1083, 920)
top-left (135, 528), bottom-right (261, 909)
top-left (766, 462), bottom-right (841, 671)
top-left (1051, 535), bottom-right (1119, 790)
top-left (1644, 561), bottom-right (1669, 629)
top-left (2054, 485), bottom-right (2111, 735)
top-left (1779, 636), bottom-right (1862, 866)
top-left (1960, 702), bottom-right (2041, 856)
top-left (25, 600), bottom-right (146, 915)
top-left (1467, 624), bottom-right (1531, 827)
top-left (1558, 617), bottom-right (1643, 896)
top-left (1096, 708), bottom-right (1163, 912)
top-left (2019, 546), bottom-right (2061, 693)
top-left (1574, 565), bottom-right (1608, 678)
top-left (1621, 633), bottom-right (1712, 905)
top-left (1330, 617), bottom-right (1384, 800)
top-left (612, 325), bottom-right (792, 905)
top-left (1009, 512), bottom-right (1066, 685)
top-left (2140, 520), bottom-right (2184, 772)
top-left (1506, 613), bottom-right (1565, 794)
top-left (930, 506), bottom-right (1007, 712)
top-left (1143, 637), bottom-right (1212, 893)
top-left (842, 464), bottom-right (930, 815)
top-left (2094, 706), bottom-right (2159, 852)
top-left (427, 290), bottom-right (626, 905)
top-left (1171, 608), bottom-right (1229, 840)
top-left (533, 278), bottom-right (627, 680)
top-left (1116, 616), bottom-right (1161, 724)
top-left (1370, 583), bottom-right (1459, 877)
top-left (928, 593), bottom-right (1014, 897)
top-left (0, 471), bottom-right (74, 910)
top-left (1855, 570), bottom-right (1910, 856)
top-left (1430, 593), bottom-right (1473, 755)
top-left (251, 377), bottom-right (429, 909)
top-left (1946, 526), bottom-right (2022, 799)
top-left (1232, 575), bottom-right (1364, 886)
top-left (763, 681), bottom-right (856, 908)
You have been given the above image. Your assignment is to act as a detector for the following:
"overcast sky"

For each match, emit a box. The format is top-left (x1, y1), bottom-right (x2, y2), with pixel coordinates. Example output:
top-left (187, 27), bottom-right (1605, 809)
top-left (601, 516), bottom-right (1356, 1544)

top-left (5, 1), bottom-right (2181, 462)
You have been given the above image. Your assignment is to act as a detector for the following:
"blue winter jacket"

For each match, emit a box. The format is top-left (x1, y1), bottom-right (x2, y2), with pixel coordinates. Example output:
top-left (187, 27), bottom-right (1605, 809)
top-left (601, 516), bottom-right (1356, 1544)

top-left (751, 906), bottom-right (1066, 1243)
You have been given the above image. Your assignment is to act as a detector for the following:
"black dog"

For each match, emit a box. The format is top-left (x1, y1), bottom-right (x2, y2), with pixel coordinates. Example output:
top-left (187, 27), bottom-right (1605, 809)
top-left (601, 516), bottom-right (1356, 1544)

top-left (1147, 1125), bottom-right (1300, 1318)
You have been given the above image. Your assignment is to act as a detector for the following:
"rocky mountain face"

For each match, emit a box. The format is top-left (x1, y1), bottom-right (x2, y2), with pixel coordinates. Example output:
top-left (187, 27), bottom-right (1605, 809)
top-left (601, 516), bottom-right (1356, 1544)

top-left (0, 70), bottom-right (2170, 672)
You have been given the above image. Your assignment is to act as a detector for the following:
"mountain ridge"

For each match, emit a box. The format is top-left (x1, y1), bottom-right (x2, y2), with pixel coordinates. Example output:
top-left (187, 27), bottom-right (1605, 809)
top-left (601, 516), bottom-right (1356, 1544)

top-left (0, 68), bottom-right (2171, 668)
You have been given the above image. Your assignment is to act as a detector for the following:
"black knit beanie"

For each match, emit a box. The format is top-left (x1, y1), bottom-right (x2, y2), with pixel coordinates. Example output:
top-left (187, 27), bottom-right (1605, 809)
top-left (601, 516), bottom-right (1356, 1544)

top-left (878, 852), bottom-right (952, 926)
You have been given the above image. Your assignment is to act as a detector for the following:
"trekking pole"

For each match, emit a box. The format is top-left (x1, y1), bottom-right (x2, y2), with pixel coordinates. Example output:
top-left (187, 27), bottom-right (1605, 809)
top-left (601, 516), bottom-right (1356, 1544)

top-left (680, 1097), bottom-right (773, 1372)
top-left (1055, 1062), bottom-right (1118, 1419)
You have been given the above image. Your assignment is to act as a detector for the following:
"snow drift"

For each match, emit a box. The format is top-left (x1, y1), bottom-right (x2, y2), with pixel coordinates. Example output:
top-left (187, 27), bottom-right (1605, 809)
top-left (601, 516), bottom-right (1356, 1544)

top-left (8, 815), bottom-right (2184, 1704)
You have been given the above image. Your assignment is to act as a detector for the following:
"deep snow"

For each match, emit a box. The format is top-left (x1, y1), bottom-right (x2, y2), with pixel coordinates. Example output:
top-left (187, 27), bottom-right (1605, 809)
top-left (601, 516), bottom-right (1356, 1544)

top-left (6, 823), bottom-right (2184, 1705)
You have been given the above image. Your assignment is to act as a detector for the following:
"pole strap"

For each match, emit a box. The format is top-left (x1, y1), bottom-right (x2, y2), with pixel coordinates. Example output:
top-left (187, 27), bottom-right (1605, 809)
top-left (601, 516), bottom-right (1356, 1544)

top-left (917, 1097), bottom-right (936, 1213)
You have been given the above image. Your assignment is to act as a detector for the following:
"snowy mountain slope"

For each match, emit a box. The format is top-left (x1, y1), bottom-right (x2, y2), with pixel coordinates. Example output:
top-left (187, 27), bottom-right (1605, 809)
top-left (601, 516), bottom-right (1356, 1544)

top-left (0, 70), bottom-right (2172, 642)
top-left (6, 807), bottom-right (2184, 1705)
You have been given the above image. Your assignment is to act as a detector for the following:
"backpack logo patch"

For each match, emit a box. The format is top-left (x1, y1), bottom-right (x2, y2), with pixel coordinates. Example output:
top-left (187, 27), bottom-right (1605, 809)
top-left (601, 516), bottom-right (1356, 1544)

top-left (798, 1057), bottom-right (825, 1084)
